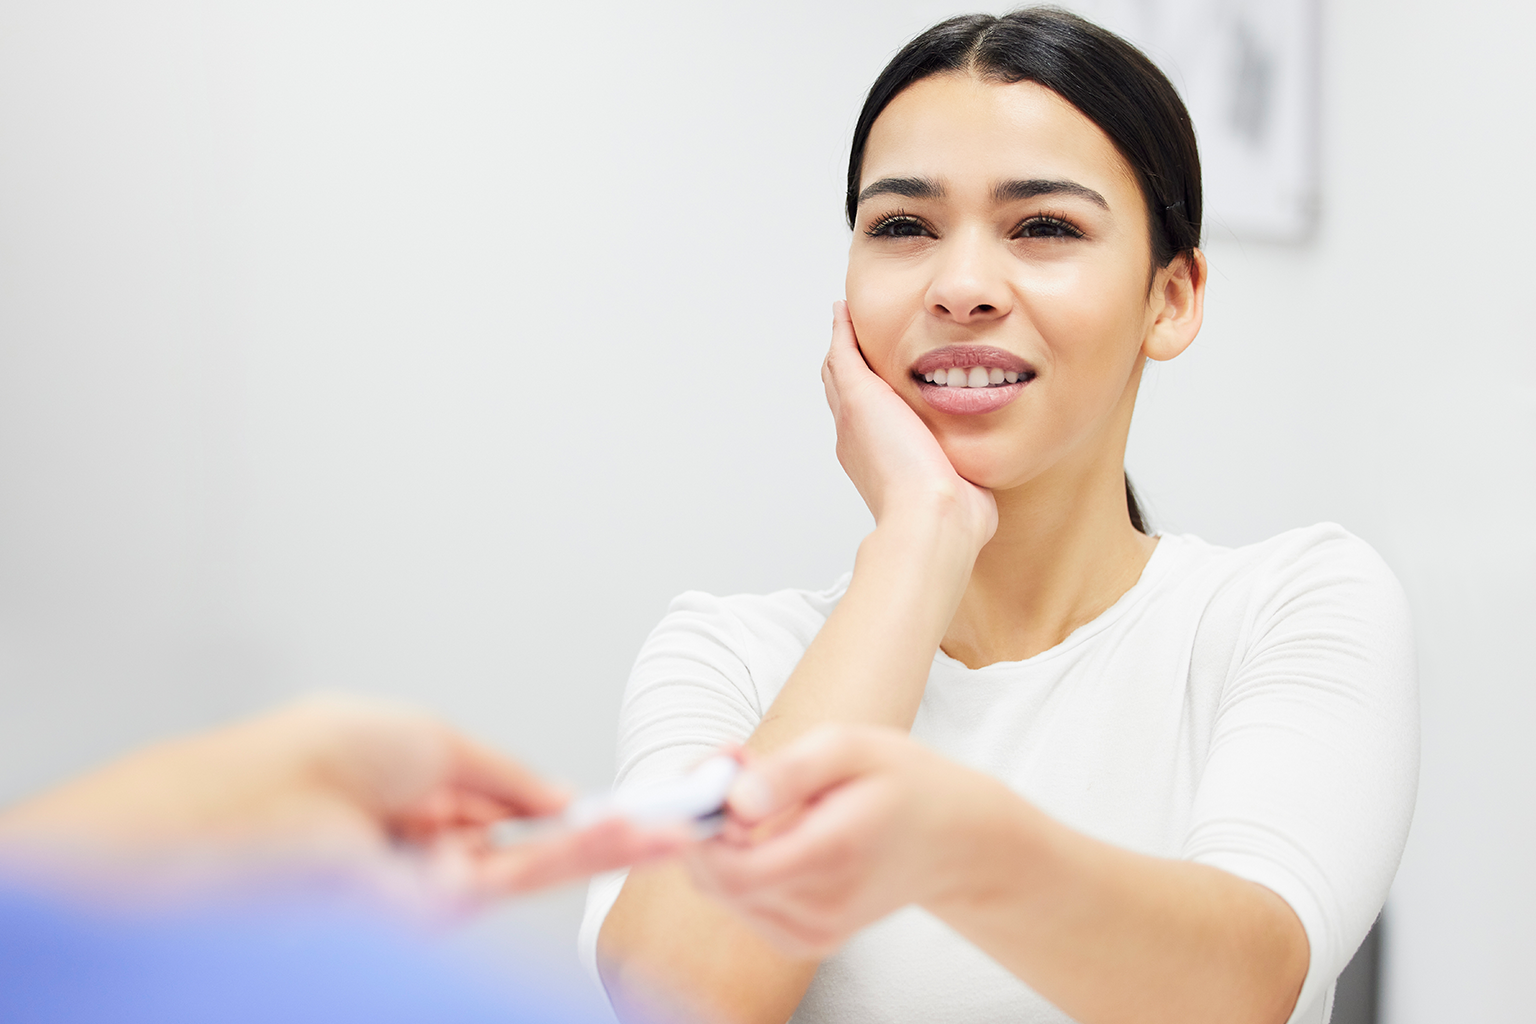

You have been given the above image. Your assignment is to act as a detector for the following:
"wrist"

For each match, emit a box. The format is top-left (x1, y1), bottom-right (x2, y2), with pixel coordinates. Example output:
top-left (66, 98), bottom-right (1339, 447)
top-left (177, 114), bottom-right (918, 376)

top-left (875, 482), bottom-right (993, 553)
top-left (841, 497), bottom-right (987, 658)
top-left (851, 518), bottom-right (978, 616)
top-left (863, 503), bottom-right (989, 583)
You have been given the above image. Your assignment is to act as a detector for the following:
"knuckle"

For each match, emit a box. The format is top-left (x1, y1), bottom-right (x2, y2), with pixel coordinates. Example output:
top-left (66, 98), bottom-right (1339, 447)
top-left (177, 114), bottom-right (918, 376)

top-left (711, 865), bottom-right (750, 898)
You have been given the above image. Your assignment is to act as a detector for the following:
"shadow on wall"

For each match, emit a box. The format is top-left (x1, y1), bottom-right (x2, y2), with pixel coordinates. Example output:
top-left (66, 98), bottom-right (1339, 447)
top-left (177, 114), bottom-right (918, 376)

top-left (1332, 916), bottom-right (1382, 1024)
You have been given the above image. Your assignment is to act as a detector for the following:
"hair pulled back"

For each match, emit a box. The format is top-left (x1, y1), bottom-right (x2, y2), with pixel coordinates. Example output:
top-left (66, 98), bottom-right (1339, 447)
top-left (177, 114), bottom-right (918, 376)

top-left (846, 7), bottom-right (1202, 265)
top-left (845, 7), bottom-right (1203, 532)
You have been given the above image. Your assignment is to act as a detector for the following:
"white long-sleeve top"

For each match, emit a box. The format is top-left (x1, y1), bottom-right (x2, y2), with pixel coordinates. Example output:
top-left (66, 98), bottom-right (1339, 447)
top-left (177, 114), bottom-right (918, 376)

top-left (581, 524), bottom-right (1419, 1024)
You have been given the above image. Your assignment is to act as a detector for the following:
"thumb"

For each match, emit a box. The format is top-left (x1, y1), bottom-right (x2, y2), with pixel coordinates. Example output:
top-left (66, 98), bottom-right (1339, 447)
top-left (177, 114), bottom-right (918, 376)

top-left (726, 725), bottom-right (883, 825)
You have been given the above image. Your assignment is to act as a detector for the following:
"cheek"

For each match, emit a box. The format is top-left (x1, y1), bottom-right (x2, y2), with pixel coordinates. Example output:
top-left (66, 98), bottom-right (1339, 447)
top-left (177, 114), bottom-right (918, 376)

top-left (1025, 262), bottom-right (1149, 382)
top-left (845, 260), bottom-right (923, 384)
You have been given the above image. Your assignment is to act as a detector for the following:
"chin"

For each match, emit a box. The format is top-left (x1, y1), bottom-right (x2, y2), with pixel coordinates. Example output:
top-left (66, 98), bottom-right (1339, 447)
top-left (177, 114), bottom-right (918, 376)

top-left (940, 442), bottom-right (1030, 491)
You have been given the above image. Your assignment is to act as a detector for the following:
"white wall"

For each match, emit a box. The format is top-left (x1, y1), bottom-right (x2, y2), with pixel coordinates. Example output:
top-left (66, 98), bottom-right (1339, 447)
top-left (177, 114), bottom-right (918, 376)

top-left (0, 2), bottom-right (1530, 1020)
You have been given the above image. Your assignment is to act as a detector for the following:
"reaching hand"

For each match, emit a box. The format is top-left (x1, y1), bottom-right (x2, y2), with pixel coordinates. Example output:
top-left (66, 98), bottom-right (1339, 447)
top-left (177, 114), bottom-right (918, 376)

top-left (682, 725), bottom-right (1005, 956)
top-left (0, 696), bottom-right (690, 910)
top-left (822, 301), bottom-right (997, 546)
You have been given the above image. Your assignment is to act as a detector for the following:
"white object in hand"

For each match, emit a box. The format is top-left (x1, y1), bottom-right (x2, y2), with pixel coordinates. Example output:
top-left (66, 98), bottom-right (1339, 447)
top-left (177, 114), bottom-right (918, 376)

top-left (565, 755), bottom-right (740, 831)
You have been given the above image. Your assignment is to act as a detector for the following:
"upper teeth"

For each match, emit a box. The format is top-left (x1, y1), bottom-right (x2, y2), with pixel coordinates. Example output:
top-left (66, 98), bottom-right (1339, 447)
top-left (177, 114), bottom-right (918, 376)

top-left (922, 367), bottom-right (1021, 387)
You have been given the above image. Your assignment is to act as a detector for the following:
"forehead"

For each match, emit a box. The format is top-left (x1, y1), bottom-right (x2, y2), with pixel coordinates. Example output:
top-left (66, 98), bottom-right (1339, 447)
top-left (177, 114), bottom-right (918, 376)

top-left (861, 74), bottom-right (1140, 205)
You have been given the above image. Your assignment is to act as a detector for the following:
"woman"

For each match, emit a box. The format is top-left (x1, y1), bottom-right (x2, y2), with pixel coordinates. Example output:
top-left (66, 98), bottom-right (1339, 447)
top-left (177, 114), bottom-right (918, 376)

top-left (582, 9), bottom-right (1417, 1024)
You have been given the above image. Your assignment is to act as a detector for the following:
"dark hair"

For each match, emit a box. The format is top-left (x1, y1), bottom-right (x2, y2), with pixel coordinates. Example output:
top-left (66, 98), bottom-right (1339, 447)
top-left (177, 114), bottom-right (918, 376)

top-left (845, 7), bottom-right (1203, 533)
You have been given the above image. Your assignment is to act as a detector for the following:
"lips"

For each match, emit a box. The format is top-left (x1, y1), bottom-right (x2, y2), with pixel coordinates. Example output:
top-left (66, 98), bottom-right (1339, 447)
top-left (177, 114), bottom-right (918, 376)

top-left (911, 345), bottom-right (1033, 378)
top-left (911, 344), bottom-right (1036, 416)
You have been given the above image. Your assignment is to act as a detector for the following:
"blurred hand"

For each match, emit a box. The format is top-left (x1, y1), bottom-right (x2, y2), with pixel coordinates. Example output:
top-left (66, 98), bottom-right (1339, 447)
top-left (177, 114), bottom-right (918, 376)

top-left (683, 724), bottom-right (1002, 956)
top-left (0, 696), bottom-right (689, 910)
top-left (823, 300), bottom-right (996, 545)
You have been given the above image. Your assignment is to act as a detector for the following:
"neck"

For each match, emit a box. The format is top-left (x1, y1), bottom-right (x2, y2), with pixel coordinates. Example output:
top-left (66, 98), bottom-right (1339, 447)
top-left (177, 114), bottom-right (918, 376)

top-left (941, 396), bottom-right (1157, 670)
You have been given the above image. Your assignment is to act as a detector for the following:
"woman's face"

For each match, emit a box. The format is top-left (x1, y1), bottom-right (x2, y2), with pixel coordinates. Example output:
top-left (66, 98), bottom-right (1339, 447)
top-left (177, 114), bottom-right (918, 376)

top-left (846, 74), bottom-right (1194, 492)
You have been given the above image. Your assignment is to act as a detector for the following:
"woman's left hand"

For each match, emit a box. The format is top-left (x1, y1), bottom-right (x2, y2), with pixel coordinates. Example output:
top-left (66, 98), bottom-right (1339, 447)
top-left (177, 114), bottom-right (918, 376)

top-left (685, 727), bottom-right (1312, 1024)
top-left (683, 724), bottom-right (1005, 956)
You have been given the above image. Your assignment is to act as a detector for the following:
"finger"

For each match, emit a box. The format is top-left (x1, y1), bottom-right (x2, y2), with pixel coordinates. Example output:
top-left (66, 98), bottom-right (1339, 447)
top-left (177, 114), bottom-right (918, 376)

top-left (483, 821), bottom-right (688, 895)
top-left (822, 366), bottom-right (840, 422)
top-left (825, 300), bottom-right (865, 384)
top-left (687, 829), bottom-right (790, 895)
top-left (683, 841), bottom-right (809, 930)
top-left (470, 818), bottom-right (692, 896)
top-left (686, 827), bottom-right (857, 953)
top-left (704, 776), bottom-right (871, 892)
top-left (822, 304), bottom-right (843, 419)
top-left (395, 788), bottom-right (520, 839)
top-left (439, 731), bottom-right (571, 819)
top-left (452, 790), bottom-right (523, 825)
top-left (824, 301), bottom-right (896, 422)
top-left (715, 743), bottom-right (752, 766)
top-left (727, 724), bottom-right (883, 824)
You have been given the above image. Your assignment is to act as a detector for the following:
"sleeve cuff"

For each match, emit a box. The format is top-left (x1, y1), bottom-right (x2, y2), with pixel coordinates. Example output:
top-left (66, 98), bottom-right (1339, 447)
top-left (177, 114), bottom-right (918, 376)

top-left (1190, 849), bottom-right (1334, 1024)
top-left (577, 868), bottom-right (630, 993)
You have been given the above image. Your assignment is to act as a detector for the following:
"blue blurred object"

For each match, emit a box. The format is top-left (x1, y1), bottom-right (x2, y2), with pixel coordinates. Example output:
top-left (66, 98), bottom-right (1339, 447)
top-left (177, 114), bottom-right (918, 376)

top-left (0, 881), bottom-right (589, 1023)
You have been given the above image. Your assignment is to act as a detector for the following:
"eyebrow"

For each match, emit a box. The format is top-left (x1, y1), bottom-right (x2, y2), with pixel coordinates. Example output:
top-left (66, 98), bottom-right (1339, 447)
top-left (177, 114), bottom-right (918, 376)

top-left (856, 175), bottom-right (1110, 210)
top-left (856, 176), bottom-right (945, 205)
top-left (993, 178), bottom-right (1109, 208)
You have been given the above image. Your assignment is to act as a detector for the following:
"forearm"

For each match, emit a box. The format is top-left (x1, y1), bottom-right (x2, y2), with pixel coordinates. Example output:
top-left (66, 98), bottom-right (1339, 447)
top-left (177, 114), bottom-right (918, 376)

top-left (928, 780), bottom-right (1308, 1024)
top-left (599, 504), bottom-right (982, 1022)
top-left (751, 501), bottom-right (982, 751)
top-left (0, 725), bottom-right (288, 848)
top-left (599, 862), bottom-right (817, 1024)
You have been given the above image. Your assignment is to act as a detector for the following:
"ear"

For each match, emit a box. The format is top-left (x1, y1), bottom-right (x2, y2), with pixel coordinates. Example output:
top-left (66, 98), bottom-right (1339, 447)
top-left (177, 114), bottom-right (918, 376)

top-left (1143, 249), bottom-right (1206, 362)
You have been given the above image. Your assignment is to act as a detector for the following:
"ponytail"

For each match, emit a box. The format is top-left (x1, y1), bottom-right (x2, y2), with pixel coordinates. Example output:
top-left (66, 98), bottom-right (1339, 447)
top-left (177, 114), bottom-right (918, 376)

top-left (1125, 473), bottom-right (1147, 534)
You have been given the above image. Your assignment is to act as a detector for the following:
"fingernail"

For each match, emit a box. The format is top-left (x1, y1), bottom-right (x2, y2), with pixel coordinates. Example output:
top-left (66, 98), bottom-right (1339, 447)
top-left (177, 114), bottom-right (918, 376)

top-left (727, 770), bottom-right (773, 821)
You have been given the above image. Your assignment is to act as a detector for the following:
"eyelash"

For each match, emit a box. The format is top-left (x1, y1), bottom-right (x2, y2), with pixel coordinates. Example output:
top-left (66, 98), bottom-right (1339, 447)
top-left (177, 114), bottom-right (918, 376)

top-left (863, 209), bottom-right (1086, 240)
top-left (1012, 212), bottom-right (1085, 240)
top-left (864, 209), bottom-right (929, 238)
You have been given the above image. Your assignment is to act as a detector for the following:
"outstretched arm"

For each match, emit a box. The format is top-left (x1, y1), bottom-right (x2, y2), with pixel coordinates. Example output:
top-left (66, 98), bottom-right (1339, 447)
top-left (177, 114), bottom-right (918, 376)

top-left (0, 695), bottom-right (689, 908)
top-left (596, 303), bottom-right (996, 1024)
top-left (686, 725), bottom-right (1309, 1024)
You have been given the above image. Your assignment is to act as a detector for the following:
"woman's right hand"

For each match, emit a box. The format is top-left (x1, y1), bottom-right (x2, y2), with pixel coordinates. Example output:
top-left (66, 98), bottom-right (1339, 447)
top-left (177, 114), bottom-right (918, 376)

top-left (823, 301), bottom-right (997, 549)
top-left (599, 304), bottom-right (1006, 1024)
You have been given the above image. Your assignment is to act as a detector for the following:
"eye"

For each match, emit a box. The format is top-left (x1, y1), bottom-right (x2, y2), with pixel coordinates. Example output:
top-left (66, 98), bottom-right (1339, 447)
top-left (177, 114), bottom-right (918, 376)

top-left (865, 211), bottom-right (934, 239)
top-left (1012, 215), bottom-right (1084, 240)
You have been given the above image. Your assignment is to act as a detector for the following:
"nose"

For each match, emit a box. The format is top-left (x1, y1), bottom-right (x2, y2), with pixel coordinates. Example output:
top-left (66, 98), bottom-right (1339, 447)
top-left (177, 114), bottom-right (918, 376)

top-left (924, 230), bottom-right (1012, 325)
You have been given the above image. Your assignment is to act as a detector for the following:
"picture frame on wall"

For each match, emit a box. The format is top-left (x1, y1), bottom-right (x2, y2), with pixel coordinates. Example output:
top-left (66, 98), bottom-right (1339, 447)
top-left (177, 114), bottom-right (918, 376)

top-left (1066, 0), bottom-right (1321, 241)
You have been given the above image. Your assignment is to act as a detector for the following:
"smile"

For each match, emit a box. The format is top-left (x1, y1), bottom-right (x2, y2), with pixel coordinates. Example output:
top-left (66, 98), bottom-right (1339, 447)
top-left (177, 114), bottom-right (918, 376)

top-left (918, 366), bottom-right (1026, 388)
top-left (909, 344), bottom-right (1036, 415)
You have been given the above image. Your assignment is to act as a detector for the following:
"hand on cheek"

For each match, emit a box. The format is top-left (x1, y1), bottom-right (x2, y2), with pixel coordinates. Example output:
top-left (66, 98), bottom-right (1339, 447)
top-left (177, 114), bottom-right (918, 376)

top-left (824, 301), bottom-right (997, 544)
top-left (682, 725), bottom-right (981, 957)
